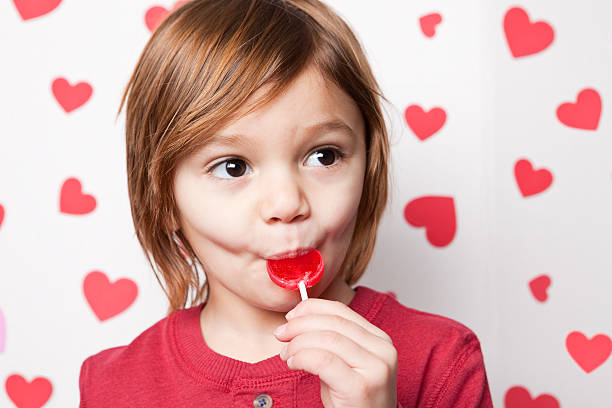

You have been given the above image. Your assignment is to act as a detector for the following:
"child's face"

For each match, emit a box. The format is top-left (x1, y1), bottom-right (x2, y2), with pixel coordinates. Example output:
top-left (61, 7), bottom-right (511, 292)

top-left (173, 65), bottom-right (366, 311)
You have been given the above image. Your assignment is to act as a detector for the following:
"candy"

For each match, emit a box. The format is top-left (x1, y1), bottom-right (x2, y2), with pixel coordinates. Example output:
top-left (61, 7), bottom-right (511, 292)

top-left (266, 249), bottom-right (324, 297)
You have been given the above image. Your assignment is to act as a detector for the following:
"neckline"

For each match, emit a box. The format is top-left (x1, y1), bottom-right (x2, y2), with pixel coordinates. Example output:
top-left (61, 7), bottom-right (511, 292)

top-left (171, 285), bottom-right (387, 387)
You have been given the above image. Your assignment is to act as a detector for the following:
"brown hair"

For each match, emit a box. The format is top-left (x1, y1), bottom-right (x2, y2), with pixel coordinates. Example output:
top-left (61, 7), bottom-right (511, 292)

top-left (117, 0), bottom-right (393, 316)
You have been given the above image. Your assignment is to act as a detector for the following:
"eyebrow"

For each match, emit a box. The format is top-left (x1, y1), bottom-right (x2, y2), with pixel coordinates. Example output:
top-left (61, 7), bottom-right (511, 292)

top-left (205, 118), bottom-right (356, 148)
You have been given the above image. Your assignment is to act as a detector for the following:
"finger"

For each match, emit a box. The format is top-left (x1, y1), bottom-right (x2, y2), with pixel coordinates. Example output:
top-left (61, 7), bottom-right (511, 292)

top-left (287, 298), bottom-right (392, 343)
top-left (287, 347), bottom-right (364, 397)
top-left (275, 313), bottom-right (396, 368)
top-left (281, 329), bottom-right (390, 379)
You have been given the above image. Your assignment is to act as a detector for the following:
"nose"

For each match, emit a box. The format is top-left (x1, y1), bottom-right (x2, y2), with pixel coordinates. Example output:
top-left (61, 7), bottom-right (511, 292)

top-left (260, 166), bottom-right (310, 223)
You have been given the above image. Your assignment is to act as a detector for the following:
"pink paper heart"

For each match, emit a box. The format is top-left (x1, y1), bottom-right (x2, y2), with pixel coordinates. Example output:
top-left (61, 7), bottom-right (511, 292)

top-left (504, 386), bottom-right (560, 408)
top-left (419, 13), bottom-right (442, 38)
top-left (529, 274), bottom-right (551, 302)
top-left (403, 196), bottom-right (456, 247)
top-left (83, 271), bottom-right (138, 321)
top-left (556, 88), bottom-right (602, 130)
top-left (514, 159), bottom-right (553, 197)
top-left (503, 7), bottom-right (554, 58)
top-left (51, 77), bottom-right (93, 113)
top-left (5, 374), bottom-right (53, 407)
top-left (404, 105), bottom-right (447, 141)
top-left (566, 331), bottom-right (612, 373)
top-left (59, 177), bottom-right (97, 215)
top-left (12, 0), bottom-right (62, 20)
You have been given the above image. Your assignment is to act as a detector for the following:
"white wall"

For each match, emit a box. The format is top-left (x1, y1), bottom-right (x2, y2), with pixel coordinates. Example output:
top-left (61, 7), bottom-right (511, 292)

top-left (1, 0), bottom-right (610, 406)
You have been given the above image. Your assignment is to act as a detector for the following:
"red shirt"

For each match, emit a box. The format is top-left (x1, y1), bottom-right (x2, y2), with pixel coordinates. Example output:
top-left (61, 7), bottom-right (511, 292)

top-left (79, 285), bottom-right (493, 407)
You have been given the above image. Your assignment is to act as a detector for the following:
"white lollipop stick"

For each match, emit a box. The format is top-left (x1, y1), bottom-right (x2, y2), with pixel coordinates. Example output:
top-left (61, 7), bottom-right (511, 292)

top-left (298, 280), bottom-right (308, 301)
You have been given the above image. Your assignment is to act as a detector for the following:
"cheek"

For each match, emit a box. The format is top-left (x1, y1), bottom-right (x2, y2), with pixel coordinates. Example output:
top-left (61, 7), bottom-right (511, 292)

top-left (319, 178), bottom-right (363, 239)
top-left (174, 176), bottom-right (246, 245)
top-left (324, 201), bottom-right (356, 237)
top-left (184, 201), bottom-right (243, 243)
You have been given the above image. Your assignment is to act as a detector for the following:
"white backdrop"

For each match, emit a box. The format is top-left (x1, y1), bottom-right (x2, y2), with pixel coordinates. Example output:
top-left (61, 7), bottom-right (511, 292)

top-left (1, 0), bottom-right (611, 407)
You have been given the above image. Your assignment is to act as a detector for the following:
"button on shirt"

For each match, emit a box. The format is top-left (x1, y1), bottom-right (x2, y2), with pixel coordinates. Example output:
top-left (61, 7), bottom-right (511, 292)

top-left (253, 393), bottom-right (273, 407)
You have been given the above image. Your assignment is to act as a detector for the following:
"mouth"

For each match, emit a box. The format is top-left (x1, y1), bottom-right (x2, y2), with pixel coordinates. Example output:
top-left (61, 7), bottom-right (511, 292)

top-left (265, 247), bottom-right (315, 260)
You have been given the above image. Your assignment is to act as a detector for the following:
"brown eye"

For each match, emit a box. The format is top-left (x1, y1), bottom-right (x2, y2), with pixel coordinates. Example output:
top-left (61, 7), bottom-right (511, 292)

top-left (314, 149), bottom-right (335, 166)
top-left (210, 158), bottom-right (250, 179)
top-left (305, 148), bottom-right (343, 167)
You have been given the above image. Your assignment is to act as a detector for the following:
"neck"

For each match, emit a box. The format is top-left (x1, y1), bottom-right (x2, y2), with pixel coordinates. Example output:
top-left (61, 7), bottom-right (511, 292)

top-left (199, 275), bottom-right (356, 363)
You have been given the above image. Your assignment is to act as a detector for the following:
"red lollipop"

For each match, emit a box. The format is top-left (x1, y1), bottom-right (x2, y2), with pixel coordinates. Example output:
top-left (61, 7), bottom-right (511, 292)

top-left (266, 248), bottom-right (324, 299)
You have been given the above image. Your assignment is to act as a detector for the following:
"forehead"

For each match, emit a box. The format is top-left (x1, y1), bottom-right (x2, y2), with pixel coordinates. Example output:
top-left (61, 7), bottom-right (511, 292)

top-left (206, 66), bottom-right (363, 146)
top-left (206, 118), bottom-right (357, 148)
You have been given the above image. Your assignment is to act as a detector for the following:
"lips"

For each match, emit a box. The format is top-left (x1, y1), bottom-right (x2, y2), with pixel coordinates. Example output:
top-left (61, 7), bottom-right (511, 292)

top-left (265, 247), bottom-right (315, 260)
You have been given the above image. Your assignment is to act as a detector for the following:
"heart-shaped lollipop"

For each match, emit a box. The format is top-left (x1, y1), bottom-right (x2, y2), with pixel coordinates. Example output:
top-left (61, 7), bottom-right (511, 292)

top-left (266, 249), bottom-right (324, 299)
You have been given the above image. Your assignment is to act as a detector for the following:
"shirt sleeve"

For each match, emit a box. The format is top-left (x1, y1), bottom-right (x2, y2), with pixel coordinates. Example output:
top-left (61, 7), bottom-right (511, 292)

top-left (79, 357), bottom-right (90, 408)
top-left (425, 336), bottom-right (493, 408)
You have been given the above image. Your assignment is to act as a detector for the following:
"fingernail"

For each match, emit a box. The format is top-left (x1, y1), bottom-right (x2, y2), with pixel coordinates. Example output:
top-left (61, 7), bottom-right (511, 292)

top-left (273, 324), bottom-right (286, 336)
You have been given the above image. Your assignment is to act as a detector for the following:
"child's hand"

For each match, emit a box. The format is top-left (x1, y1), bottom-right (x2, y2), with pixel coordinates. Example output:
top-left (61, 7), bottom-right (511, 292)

top-left (274, 298), bottom-right (398, 408)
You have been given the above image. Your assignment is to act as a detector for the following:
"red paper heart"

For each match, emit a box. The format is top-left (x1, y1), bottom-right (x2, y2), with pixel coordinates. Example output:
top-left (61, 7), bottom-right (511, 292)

top-left (12, 0), bottom-right (61, 20)
top-left (5, 374), bottom-right (53, 408)
top-left (504, 7), bottom-right (554, 58)
top-left (566, 331), bottom-right (612, 373)
top-left (83, 271), bottom-right (138, 321)
top-left (404, 105), bottom-right (446, 141)
top-left (419, 13), bottom-right (442, 38)
top-left (145, 1), bottom-right (189, 32)
top-left (0, 204), bottom-right (4, 229)
top-left (403, 196), bottom-right (456, 247)
top-left (51, 78), bottom-right (92, 113)
top-left (529, 275), bottom-right (551, 302)
top-left (59, 178), bottom-right (96, 215)
top-left (556, 88), bottom-right (601, 130)
top-left (514, 159), bottom-right (553, 197)
top-left (504, 386), bottom-right (560, 408)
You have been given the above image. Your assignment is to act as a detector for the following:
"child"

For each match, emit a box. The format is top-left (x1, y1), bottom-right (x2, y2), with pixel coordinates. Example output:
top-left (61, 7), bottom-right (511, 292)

top-left (79, 0), bottom-right (493, 406)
